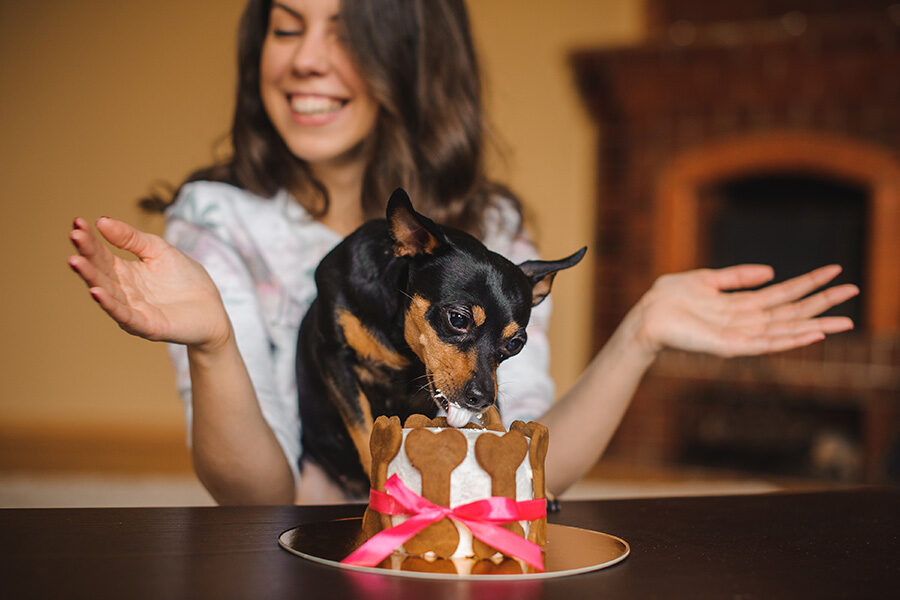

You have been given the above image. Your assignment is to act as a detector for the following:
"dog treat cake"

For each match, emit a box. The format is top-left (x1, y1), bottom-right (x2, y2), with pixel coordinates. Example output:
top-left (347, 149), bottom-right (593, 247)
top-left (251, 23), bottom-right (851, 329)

top-left (359, 407), bottom-right (549, 569)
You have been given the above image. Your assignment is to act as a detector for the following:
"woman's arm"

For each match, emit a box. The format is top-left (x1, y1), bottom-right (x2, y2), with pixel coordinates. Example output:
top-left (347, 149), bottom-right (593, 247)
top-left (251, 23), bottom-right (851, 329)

top-left (186, 331), bottom-right (295, 504)
top-left (541, 264), bottom-right (859, 495)
top-left (69, 217), bottom-right (296, 504)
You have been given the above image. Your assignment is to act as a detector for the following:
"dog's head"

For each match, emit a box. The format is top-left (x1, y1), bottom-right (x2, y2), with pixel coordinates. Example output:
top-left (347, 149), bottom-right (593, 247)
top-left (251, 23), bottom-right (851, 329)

top-left (387, 188), bottom-right (585, 427)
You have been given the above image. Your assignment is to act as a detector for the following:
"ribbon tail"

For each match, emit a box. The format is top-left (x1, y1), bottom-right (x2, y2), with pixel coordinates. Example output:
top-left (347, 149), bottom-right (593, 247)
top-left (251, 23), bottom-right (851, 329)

top-left (460, 519), bottom-right (546, 572)
top-left (341, 512), bottom-right (441, 567)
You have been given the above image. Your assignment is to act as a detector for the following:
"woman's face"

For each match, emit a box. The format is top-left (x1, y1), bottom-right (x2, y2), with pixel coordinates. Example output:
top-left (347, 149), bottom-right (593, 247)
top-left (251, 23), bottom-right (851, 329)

top-left (260, 0), bottom-right (379, 169)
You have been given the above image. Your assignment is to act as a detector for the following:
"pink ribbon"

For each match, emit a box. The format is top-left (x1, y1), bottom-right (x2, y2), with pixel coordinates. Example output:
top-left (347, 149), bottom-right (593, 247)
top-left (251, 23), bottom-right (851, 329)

top-left (342, 474), bottom-right (546, 571)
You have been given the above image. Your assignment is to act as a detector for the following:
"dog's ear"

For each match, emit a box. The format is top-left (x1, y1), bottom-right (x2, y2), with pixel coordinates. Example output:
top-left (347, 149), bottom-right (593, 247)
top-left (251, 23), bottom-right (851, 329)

top-left (518, 247), bottom-right (587, 306)
top-left (387, 188), bottom-right (447, 257)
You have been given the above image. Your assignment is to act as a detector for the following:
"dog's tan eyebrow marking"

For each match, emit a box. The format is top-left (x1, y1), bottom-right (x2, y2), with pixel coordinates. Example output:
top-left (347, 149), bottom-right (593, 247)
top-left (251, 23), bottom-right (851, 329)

top-left (338, 309), bottom-right (410, 370)
top-left (404, 295), bottom-right (477, 398)
top-left (502, 322), bottom-right (519, 338)
top-left (472, 305), bottom-right (486, 327)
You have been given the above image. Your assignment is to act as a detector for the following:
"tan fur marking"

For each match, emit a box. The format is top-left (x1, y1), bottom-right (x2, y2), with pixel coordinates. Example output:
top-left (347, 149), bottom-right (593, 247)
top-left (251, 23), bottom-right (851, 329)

top-left (321, 376), bottom-right (375, 486)
top-left (531, 274), bottom-right (557, 305)
top-left (345, 390), bottom-right (375, 478)
top-left (472, 305), bottom-right (486, 326)
top-left (404, 295), bottom-right (477, 400)
top-left (338, 309), bottom-right (410, 369)
top-left (502, 322), bottom-right (519, 339)
top-left (391, 211), bottom-right (439, 256)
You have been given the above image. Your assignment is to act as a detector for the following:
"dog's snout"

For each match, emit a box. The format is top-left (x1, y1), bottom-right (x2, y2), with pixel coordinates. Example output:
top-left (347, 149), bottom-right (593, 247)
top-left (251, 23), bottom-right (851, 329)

top-left (463, 382), bottom-right (492, 411)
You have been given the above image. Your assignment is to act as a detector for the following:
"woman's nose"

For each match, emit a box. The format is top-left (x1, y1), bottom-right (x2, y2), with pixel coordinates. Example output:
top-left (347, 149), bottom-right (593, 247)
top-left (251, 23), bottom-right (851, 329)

top-left (292, 32), bottom-right (329, 76)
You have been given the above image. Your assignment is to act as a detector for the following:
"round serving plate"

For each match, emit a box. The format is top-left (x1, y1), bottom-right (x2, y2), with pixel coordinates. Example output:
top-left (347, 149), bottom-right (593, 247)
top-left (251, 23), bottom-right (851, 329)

top-left (278, 517), bottom-right (629, 581)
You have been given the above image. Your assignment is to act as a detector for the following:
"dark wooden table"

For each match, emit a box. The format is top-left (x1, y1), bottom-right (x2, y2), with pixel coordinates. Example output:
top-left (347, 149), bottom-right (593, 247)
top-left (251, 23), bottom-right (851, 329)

top-left (1, 488), bottom-right (897, 599)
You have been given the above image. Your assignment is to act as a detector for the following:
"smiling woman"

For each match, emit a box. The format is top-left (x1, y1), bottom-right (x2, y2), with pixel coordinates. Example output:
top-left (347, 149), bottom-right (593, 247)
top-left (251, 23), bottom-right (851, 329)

top-left (259, 1), bottom-right (379, 171)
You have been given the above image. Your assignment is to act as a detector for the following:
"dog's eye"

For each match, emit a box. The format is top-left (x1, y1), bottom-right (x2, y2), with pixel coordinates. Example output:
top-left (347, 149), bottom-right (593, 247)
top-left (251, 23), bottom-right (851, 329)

top-left (502, 337), bottom-right (525, 357)
top-left (447, 310), bottom-right (470, 332)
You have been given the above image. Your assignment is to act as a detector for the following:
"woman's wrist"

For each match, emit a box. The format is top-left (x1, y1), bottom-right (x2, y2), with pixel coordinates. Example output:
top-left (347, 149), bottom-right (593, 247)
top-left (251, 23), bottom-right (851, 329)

top-left (614, 296), bottom-right (662, 371)
top-left (187, 322), bottom-right (236, 358)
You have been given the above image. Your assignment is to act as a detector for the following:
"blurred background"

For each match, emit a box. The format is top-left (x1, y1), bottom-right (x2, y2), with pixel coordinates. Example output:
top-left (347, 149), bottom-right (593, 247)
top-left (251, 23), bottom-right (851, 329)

top-left (1, 0), bottom-right (898, 507)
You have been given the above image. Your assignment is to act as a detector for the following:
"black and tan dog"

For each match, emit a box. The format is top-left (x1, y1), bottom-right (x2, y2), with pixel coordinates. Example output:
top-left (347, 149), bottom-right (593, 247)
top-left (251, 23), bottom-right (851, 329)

top-left (296, 188), bottom-right (585, 497)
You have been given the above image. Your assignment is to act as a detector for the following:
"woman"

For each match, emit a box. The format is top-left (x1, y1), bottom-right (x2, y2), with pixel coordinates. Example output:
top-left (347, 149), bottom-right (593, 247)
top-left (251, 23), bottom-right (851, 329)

top-left (68, 0), bottom-right (858, 505)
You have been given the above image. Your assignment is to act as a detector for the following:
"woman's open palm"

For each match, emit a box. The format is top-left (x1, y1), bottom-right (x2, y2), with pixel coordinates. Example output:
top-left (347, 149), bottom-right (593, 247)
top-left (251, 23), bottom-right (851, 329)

top-left (633, 264), bottom-right (859, 358)
top-left (68, 217), bottom-right (231, 350)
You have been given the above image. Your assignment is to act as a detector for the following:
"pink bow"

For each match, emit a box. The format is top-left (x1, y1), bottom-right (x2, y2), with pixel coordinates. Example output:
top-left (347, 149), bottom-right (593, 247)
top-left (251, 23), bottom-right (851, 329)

top-left (342, 474), bottom-right (546, 571)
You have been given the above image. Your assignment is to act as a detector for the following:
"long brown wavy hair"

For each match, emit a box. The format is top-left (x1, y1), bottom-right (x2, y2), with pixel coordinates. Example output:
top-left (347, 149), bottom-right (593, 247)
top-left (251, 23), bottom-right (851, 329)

top-left (141, 0), bottom-right (520, 238)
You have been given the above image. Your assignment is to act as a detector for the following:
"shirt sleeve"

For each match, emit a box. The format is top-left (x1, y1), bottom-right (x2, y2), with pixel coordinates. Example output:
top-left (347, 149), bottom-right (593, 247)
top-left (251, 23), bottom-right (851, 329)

top-left (483, 199), bottom-right (556, 427)
top-left (164, 184), bottom-right (302, 489)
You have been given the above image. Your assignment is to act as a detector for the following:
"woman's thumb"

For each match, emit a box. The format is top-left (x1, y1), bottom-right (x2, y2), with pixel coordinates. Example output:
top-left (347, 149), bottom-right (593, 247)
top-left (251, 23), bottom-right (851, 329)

top-left (95, 217), bottom-right (164, 259)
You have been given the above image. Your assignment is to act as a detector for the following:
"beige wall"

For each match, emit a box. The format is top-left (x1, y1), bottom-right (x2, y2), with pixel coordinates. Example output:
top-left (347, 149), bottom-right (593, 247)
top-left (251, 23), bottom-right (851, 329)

top-left (0, 1), bottom-right (643, 460)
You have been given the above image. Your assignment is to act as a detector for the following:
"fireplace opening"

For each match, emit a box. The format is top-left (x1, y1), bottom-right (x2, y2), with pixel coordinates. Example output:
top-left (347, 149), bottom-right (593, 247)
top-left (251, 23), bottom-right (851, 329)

top-left (701, 172), bottom-right (868, 325)
top-left (679, 386), bottom-right (864, 481)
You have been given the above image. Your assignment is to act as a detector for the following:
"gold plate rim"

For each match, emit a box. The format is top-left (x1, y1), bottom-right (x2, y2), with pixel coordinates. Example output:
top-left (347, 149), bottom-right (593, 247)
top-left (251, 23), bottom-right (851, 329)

top-left (278, 517), bottom-right (630, 581)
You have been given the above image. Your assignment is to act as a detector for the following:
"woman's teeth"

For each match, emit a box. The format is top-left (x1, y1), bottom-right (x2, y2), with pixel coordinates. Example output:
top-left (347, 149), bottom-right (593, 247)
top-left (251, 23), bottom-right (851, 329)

top-left (290, 95), bottom-right (343, 115)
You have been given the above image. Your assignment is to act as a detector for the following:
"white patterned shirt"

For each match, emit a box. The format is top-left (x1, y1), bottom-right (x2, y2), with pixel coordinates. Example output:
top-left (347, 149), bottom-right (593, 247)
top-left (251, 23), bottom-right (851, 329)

top-left (165, 181), bottom-right (554, 489)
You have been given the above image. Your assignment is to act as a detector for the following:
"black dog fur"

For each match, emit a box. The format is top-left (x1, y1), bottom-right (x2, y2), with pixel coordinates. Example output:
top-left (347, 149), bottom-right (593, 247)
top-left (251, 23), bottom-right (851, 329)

top-left (296, 188), bottom-right (585, 498)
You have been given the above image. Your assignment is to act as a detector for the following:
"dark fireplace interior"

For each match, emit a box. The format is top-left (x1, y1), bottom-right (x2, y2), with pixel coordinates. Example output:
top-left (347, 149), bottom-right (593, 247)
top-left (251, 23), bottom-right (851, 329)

top-left (703, 172), bottom-right (867, 323)
top-left (680, 386), bottom-right (864, 480)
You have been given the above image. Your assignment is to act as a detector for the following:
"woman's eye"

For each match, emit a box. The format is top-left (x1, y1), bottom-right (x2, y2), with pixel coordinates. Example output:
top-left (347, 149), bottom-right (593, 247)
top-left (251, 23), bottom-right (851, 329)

top-left (447, 310), bottom-right (469, 332)
top-left (273, 29), bottom-right (304, 37)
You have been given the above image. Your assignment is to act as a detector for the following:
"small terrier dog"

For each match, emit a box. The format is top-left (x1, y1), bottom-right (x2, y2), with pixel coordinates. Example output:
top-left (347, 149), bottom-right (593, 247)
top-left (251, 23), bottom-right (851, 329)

top-left (296, 188), bottom-right (585, 497)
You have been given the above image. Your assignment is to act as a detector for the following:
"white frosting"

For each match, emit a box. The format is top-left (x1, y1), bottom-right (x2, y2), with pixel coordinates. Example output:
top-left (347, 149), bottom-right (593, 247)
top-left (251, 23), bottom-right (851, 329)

top-left (385, 427), bottom-right (533, 558)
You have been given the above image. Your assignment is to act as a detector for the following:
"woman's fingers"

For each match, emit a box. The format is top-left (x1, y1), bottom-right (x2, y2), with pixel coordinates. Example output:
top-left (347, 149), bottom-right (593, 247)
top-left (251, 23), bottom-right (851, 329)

top-left (70, 218), bottom-right (117, 276)
top-left (68, 253), bottom-right (116, 292)
top-left (736, 330), bottom-right (826, 356)
top-left (766, 283), bottom-right (860, 322)
top-left (95, 217), bottom-right (167, 260)
top-left (732, 264), bottom-right (844, 310)
top-left (705, 264), bottom-right (775, 291)
top-left (760, 315), bottom-right (854, 337)
top-left (87, 286), bottom-right (142, 335)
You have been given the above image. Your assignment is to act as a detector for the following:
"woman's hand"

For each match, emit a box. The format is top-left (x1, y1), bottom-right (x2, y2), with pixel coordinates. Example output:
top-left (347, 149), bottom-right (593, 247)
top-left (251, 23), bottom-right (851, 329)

top-left (68, 217), bottom-right (231, 351)
top-left (631, 264), bottom-right (859, 359)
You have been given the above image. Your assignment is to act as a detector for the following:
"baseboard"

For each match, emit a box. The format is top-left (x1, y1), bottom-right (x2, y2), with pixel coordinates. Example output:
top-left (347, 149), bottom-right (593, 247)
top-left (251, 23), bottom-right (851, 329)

top-left (0, 420), bottom-right (193, 475)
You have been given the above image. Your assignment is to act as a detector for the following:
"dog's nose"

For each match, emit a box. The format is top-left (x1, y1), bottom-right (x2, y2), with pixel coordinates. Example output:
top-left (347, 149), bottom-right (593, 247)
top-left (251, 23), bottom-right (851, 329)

top-left (463, 384), bottom-right (491, 411)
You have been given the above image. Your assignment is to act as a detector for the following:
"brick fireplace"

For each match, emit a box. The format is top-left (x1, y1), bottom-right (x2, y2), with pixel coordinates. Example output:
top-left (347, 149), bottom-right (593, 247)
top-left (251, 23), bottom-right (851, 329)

top-left (572, 0), bottom-right (900, 482)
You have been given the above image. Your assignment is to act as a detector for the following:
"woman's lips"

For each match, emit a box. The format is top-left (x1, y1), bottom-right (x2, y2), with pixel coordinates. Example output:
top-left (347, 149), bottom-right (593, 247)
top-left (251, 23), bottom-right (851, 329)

top-left (288, 94), bottom-right (347, 125)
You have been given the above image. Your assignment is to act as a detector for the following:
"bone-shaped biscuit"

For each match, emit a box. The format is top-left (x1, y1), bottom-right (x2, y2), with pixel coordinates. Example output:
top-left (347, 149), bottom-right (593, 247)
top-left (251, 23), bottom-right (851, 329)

top-left (509, 421), bottom-right (549, 498)
top-left (471, 557), bottom-right (527, 575)
top-left (479, 405), bottom-right (505, 431)
top-left (401, 556), bottom-right (457, 574)
top-left (363, 415), bottom-right (402, 538)
top-left (510, 420), bottom-right (549, 545)
top-left (472, 430), bottom-right (528, 558)
top-left (402, 428), bottom-right (467, 557)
